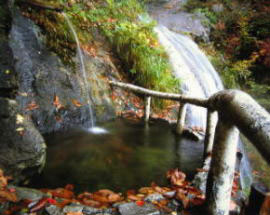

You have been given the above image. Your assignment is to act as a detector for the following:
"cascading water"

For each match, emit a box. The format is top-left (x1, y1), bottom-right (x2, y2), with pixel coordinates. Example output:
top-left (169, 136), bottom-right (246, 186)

top-left (155, 24), bottom-right (252, 194)
top-left (63, 13), bottom-right (107, 134)
top-left (155, 25), bottom-right (223, 129)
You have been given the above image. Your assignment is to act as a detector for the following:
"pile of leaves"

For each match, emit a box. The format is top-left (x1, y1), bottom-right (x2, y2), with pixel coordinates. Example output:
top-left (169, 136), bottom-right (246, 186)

top-left (0, 168), bottom-right (208, 215)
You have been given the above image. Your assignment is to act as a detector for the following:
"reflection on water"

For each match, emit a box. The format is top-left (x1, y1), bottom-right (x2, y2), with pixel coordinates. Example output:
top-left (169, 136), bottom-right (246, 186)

top-left (31, 120), bottom-right (203, 193)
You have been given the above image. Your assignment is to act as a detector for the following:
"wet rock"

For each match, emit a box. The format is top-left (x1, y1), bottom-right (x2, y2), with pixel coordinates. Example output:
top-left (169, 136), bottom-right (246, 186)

top-left (13, 186), bottom-right (45, 201)
top-left (118, 202), bottom-right (160, 215)
top-left (63, 204), bottom-right (84, 213)
top-left (182, 127), bottom-right (205, 141)
top-left (83, 206), bottom-right (114, 215)
top-left (46, 205), bottom-right (64, 215)
top-left (0, 98), bottom-right (46, 182)
top-left (145, 193), bottom-right (165, 202)
top-left (9, 8), bottom-right (93, 133)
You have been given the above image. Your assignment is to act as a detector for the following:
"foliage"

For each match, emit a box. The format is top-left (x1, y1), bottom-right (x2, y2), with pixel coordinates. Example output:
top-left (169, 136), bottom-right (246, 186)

top-left (20, 0), bottom-right (180, 107)
top-left (73, 0), bottom-right (179, 94)
top-left (184, 0), bottom-right (270, 89)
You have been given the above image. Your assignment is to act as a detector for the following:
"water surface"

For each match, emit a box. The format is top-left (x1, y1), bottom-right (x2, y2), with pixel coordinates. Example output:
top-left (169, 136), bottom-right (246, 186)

top-left (32, 119), bottom-right (204, 193)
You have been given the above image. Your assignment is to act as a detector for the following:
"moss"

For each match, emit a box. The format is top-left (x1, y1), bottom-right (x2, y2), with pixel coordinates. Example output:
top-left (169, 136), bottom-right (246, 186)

top-left (19, 0), bottom-right (179, 107)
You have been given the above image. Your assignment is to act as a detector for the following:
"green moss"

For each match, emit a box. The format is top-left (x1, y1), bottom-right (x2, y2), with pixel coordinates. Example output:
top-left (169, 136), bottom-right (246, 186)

top-left (20, 0), bottom-right (179, 107)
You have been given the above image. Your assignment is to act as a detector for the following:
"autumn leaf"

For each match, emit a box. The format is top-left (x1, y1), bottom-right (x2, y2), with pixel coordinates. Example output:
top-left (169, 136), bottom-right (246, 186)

top-left (25, 101), bottom-right (39, 111)
top-left (47, 188), bottom-right (74, 199)
top-left (0, 169), bottom-right (8, 189)
top-left (176, 190), bottom-right (189, 208)
top-left (72, 99), bottom-right (83, 107)
top-left (53, 95), bottom-right (64, 110)
top-left (29, 198), bottom-right (48, 212)
top-left (66, 212), bottom-right (83, 215)
top-left (136, 200), bottom-right (145, 206)
top-left (0, 190), bottom-right (17, 202)
top-left (166, 169), bottom-right (186, 186)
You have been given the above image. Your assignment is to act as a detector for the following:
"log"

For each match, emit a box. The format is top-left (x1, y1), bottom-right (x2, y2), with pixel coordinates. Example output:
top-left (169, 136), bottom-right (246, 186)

top-left (204, 110), bottom-right (218, 158)
top-left (205, 116), bottom-right (239, 215)
top-left (17, 0), bottom-right (64, 12)
top-left (109, 81), bottom-right (209, 108)
top-left (175, 103), bottom-right (186, 134)
top-left (208, 90), bottom-right (270, 164)
top-left (144, 96), bottom-right (151, 123)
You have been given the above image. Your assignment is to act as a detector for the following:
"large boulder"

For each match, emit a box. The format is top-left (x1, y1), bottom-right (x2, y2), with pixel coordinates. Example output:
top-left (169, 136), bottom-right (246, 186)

top-left (0, 98), bottom-right (46, 183)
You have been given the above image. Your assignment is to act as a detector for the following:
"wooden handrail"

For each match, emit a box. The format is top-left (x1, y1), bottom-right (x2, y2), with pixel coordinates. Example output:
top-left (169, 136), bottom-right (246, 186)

top-left (110, 81), bottom-right (270, 215)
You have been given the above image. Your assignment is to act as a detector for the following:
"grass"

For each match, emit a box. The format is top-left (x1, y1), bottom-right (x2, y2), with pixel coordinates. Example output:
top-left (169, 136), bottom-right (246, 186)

top-left (20, 0), bottom-right (180, 107)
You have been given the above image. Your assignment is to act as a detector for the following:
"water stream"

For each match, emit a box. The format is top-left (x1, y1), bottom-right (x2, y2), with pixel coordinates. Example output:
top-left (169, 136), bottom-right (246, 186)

top-left (63, 13), bottom-right (94, 128)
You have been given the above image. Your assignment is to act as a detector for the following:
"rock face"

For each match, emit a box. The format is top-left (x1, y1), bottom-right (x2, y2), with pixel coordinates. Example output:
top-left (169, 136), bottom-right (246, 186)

top-left (0, 98), bottom-right (46, 183)
top-left (0, 0), bottom-right (138, 182)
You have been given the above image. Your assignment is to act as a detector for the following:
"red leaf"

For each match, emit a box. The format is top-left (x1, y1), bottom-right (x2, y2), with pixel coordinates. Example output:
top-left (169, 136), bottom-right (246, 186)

top-left (47, 198), bottom-right (57, 204)
top-left (30, 198), bottom-right (48, 212)
top-left (136, 200), bottom-right (145, 206)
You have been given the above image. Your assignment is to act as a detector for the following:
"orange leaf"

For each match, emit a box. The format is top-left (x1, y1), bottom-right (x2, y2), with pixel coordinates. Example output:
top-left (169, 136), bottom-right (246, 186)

top-left (176, 191), bottom-right (189, 208)
top-left (25, 101), bottom-right (39, 111)
top-left (53, 95), bottom-right (64, 110)
top-left (66, 212), bottom-right (83, 215)
top-left (48, 188), bottom-right (74, 199)
top-left (0, 169), bottom-right (8, 189)
top-left (72, 99), bottom-right (83, 107)
top-left (0, 190), bottom-right (17, 202)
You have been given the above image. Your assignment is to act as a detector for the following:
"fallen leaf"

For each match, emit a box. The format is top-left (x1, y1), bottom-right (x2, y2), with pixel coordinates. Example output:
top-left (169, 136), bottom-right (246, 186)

top-left (136, 200), bottom-right (145, 206)
top-left (72, 99), bottom-right (83, 107)
top-left (48, 188), bottom-right (74, 199)
top-left (167, 169), bottom-right (186, 186)
top-left (53, 95), bottom-right (64, 110)
top-left (0, 190), bottom-right (17, 202)
top-left (25, 101), bottom-right (39, 111)
top-left (66, 212), bottom-right (83, 215)
top-left (29, 198), bottom-right (48, 212)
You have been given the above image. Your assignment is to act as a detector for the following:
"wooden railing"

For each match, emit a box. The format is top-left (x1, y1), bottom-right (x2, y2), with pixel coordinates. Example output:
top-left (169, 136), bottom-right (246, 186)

top-left (110, 80), bottom-right (270, 215)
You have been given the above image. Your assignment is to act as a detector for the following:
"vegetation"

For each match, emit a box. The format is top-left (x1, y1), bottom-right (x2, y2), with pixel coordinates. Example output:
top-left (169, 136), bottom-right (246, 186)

top-left (183, 0), bottom-right (270, 90)
top-left (19, 0), bottom-right (180, 107)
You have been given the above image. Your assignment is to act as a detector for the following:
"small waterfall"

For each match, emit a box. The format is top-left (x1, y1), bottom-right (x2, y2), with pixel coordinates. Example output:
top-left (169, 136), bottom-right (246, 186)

top-left (62, 13), bottom-right (94, 128)
top-left (63, 13), bottom-right (107, 134)
top-left (155, 25), bottom-right (223, 129)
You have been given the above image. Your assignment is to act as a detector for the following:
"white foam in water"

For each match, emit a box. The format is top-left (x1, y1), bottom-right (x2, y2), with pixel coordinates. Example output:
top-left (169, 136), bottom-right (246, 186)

top-left (88, 126), bottom-right (108, 134)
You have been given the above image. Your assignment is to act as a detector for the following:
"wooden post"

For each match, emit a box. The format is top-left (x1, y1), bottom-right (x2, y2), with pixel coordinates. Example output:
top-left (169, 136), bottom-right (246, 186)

top-left (205, 116), bottom-right (239, 215)
top-left (144, 96), bottom-right (151, 123)
top-left (176, 103), bottom-right (186, 135)
top-left (204, 110), bottom-right (218, 158)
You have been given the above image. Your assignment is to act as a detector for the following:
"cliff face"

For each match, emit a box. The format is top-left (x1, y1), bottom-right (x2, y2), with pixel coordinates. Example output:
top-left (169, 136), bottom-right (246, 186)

top-left (0, 0), bottom-right (138, 181)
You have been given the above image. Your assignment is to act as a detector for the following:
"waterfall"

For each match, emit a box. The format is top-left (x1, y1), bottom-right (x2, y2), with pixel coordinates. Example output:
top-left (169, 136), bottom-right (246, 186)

top-left (155, 25), bottom-right (252, 194)
top-left (63, 13), bottom-right (107, 134)
top-left (62, 13), bottom-right (94, 128)
top-left (155, 25), bottom-right (223, 129)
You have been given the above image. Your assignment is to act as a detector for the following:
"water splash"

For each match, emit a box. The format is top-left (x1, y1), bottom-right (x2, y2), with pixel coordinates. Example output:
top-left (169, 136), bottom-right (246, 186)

top-left (88, 126), bottom-right (108, 134)
top-left (62, 12), bottom-right (94, 128)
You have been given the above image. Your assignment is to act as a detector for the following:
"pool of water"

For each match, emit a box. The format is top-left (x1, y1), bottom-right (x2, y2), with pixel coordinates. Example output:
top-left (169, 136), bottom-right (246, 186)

top-left (31, 119), bottom-right (204, 193)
